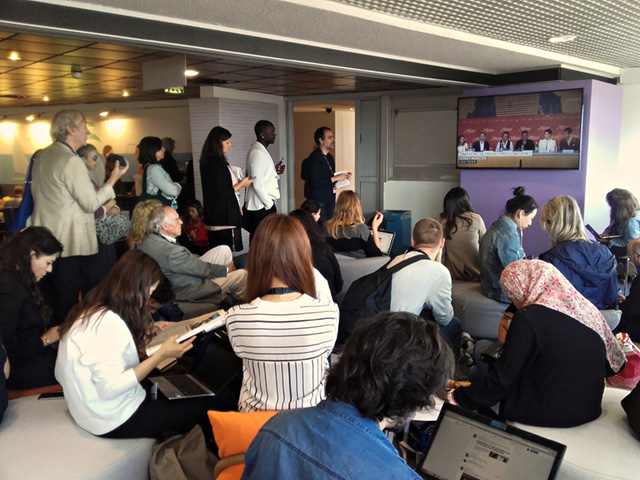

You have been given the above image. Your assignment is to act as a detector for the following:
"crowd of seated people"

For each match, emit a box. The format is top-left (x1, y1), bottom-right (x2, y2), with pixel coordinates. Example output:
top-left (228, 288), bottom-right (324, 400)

top-left (2, 107), bottom-right (639, 478)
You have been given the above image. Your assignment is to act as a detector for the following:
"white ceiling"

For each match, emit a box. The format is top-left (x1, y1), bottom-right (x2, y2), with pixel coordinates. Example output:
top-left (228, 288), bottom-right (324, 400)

top-left (35, 0), bottom-right (623, 77)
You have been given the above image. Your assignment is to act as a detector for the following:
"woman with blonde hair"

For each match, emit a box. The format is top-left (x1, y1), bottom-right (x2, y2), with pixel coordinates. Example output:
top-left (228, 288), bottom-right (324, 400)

top-left (127, 199), bottom-right (162, 249)
top-left (225, 214), bottom-right (338, 412)
top-left (539, 195), bottom-right (617, 310)
top-left (324, 190), bottom-right (384, 258)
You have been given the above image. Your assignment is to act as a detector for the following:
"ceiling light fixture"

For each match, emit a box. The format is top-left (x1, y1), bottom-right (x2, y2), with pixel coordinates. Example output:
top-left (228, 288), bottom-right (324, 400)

top-left (26, 115), bottom-right (35, 121)
top-left (122, 91), bottom-right (130, 97)
top-left (99, 110), bottom-right (110, 117)
top-left (549, 35), bottom-right (577, 44)
top-left (8, 52), bottom-right (21, 61)
top-left (43, 96), bottom-right (50, 102)
top-left (185, 69), bottom-right (199, 77)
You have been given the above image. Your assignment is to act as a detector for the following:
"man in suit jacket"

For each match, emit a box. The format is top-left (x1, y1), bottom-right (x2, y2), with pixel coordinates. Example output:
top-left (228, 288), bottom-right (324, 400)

top-left (472, 132), bottom-right (491, 152)
top-left (559, 127), bottom-right (580, 152)
top-left (29, 109), bottom-right (128, 324)
top-left (514, 131), bottom-right (535, 151)
top-left (140, 206), bottom-right (246, 302)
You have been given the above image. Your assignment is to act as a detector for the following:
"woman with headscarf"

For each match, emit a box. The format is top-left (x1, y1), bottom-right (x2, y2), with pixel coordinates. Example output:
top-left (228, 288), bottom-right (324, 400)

top-left (452, 260), bottom-right (625, 427)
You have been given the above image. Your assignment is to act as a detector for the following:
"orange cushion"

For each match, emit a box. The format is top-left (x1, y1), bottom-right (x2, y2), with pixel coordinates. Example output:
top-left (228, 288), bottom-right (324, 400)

top-left (8, 384), bottom-right (62, 400)
top-left (208, 410), bottom-right (278, 459)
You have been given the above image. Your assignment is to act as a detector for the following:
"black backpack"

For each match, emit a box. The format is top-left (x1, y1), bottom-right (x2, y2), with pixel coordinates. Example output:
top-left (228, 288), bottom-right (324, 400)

top-left (337, 253), bottom-right (430, 347)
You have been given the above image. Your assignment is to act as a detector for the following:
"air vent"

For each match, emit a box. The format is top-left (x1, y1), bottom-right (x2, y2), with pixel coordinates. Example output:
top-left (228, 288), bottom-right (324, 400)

top-left (0, 94), bottom-right (26, 98)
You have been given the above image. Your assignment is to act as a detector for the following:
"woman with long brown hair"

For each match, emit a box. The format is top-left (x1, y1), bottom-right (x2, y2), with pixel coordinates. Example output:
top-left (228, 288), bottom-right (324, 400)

top-left (225, 214), bottom-right (339, 412)
top-left (55, 250), bottom-right (235, 438)
top-left (0, 227), bottom-right (63, 390)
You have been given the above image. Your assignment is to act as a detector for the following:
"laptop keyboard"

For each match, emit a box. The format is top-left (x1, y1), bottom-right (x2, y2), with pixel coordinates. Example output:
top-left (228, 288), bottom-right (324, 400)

top-left (170, 376), bottom-right (210, 396)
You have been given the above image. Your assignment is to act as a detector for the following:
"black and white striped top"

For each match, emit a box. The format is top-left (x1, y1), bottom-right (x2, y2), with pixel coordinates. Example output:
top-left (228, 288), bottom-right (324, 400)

top-left (226, 294), bottom-right (339, 412)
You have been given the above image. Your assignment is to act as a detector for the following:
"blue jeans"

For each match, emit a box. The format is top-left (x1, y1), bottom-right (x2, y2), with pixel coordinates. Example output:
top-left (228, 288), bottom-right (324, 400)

top-left (420, 308), bottom-right (462, 358)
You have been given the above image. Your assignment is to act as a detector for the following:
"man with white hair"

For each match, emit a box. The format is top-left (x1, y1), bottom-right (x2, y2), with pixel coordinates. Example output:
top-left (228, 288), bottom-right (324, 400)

top-left (29, 109), bottom-right (128, 324)
top-left (140, 206), bottom-right (246, 303)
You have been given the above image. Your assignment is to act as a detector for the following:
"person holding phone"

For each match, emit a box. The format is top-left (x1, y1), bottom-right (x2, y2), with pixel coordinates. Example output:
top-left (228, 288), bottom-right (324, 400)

top-left (55, 251), bottom-right (236, 439)
top-left (244, 120), bottom-right (284, 242)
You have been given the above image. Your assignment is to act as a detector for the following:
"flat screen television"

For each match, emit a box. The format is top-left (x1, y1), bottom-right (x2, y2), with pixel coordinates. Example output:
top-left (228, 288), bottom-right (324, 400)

top-left (456, 88), bottom-right (583, 169)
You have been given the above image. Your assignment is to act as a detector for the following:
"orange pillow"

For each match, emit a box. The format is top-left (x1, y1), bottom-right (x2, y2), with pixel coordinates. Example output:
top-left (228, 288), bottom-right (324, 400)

top-left (208, 410), bottom-right (278, 459)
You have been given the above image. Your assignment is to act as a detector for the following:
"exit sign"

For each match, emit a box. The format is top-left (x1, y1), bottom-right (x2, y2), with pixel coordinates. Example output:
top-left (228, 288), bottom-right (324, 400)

top-left (164, 87), bottom-right (184, 94)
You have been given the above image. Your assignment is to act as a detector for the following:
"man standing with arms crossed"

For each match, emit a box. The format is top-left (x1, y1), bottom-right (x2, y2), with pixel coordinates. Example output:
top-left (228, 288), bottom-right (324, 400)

top-left (301, 127), bottom-right (349, 223)
top-left (244, 120), bottom-right (284, 242)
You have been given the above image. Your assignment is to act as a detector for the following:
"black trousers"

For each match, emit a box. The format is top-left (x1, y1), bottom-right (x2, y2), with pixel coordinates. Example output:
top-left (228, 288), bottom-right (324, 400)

top-left (208, 227), bottom-right (243, 252)
top-left (243, 204), bottom-right (277, 243)
top-left (101, 380), bottom-right (239, 441)
top-left (45, 246), bottom-right (115, 325)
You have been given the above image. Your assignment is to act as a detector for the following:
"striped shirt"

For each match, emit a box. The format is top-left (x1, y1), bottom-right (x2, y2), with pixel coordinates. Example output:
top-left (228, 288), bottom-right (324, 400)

top-left (226, 293), bottom-right (339, 412)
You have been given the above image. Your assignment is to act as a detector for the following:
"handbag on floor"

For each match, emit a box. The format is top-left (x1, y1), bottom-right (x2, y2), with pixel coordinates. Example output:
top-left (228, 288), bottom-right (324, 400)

top-left (609, 333), bottom-right (640, 389)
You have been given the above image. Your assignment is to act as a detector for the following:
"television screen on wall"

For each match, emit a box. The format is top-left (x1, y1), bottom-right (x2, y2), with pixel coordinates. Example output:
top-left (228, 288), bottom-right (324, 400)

top-left (456, 88), bottom-right (583, 169)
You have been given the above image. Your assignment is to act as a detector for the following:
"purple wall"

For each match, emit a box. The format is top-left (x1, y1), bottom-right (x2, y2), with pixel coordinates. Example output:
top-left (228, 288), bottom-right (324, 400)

top-left (460, 80), bottom-right (620, 256)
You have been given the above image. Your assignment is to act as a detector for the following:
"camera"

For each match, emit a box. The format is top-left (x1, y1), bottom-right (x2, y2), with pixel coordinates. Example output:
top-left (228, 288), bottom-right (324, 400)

top-left (107, 153), bottom-right (127, 167)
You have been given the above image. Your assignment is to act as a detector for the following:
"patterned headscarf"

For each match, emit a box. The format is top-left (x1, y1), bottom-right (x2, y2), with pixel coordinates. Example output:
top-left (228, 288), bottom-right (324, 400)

top-left (500, 259), bottom-right (625, 371)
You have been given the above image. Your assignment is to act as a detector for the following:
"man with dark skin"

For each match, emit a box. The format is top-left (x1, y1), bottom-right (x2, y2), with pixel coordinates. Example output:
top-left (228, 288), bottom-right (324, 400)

top-left (244, 120), bottom-right (285, 241)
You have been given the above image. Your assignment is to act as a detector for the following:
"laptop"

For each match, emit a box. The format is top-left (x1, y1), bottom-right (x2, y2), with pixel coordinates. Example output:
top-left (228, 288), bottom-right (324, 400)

top-left (417, 403), bottom-right (566, 480)
top-left (371, 229), bottom-right (396, 255)
top-left (585, 224), bottom-right (621, 243)
top-left (149, 343), bottom-right (242, 400)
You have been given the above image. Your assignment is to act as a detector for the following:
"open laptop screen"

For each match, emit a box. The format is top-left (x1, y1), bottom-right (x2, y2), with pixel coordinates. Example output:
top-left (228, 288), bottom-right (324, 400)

top-left (418, 403), bottom-right (565, 480)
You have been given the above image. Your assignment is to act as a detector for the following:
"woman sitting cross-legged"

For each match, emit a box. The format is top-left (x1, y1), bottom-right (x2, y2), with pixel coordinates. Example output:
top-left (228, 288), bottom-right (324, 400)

top-left (225, 214), bottom-right (339, 412)
top-left (55, 250), bottom-right (237, 438)
top-left (324, 190), bottom-right (384, 258)
top-left (453, 260), bottom-right (625, 428)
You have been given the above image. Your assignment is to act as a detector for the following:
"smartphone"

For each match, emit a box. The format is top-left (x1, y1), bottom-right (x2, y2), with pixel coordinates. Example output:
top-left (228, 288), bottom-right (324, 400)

top-left (38, 392), bottom-right (64, 400)
top-left (107, 153), bottom-right (127, 166)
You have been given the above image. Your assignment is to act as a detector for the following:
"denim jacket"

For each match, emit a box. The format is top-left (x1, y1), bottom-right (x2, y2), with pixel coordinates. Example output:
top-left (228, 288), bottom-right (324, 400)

top-left (609, 210), bottom-right (640, 248)
top-left (479, 215), bottom-right (525, 303)
top-left (242, 399), bottom-right (421, 480)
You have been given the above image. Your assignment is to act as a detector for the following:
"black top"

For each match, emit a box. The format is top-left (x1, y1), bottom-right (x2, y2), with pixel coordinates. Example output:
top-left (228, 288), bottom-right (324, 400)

top-left (301, 149), bottom-right (335, 206)
top-left (200, 159), bottom-right (242, 229)
top-left (455, 304), bottom-right (613, 427)
top-left (161, 152), bottom-right (184, 183)
top-left (0, 327), bottom-right (7, 424)
top-left (0, 271), bottom-right (57, 389)
top-left (313, 251), bottom-right (343, 302)
top-left (619, 276), bottom-right (640, 341)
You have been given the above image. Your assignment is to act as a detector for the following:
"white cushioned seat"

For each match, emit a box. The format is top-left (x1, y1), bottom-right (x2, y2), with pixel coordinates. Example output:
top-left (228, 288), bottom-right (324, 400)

top-left (451, 281), bottom-right (505, 340)
top-left (0, 395), bottom-right (155, 480)
top-left (513, 387), bottom-right (639, 480)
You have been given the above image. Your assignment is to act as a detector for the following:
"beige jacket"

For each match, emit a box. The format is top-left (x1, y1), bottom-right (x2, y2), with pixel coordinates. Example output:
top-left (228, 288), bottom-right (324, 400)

top-left (28, 141), bottom-right (114, 257)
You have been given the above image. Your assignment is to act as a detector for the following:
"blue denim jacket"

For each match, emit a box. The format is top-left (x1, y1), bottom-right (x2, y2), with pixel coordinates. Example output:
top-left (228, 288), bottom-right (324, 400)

top-left (242, 399), bottom-right (421, 480)
top-left (479, 215), bottom-right (525, 303)
top-left (609, 210), bottom-right (640, 248)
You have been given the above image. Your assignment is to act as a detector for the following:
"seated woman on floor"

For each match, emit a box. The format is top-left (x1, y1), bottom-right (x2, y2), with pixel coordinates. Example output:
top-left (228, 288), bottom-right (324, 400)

top-left (453, 260), bottom-right (625, 428)
top-left (324, 190), bottom-right (384, 258)
top-left (55, 250), bottom-right (237, 439)
top-left (242, 311), bottom-right (454, 480)
top-left (539, 195), bottom-right (618, 311)
top-left (437, 187), bottom-right (486, 281)
top-left (604, 188), bottom-right (640, 257)
top-left (225, 214), bottom-right (339, 412)
top-left (0, 227), bottom-right (63, 390)
top-left (479, 186), bottom-right (537, 303)
top-left (289, 209), bottom-right (343, 302)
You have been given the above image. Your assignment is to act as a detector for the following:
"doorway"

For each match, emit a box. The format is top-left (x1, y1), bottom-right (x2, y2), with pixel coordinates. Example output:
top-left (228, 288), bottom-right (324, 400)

top-left (292, 101), bottom-right (356, 210)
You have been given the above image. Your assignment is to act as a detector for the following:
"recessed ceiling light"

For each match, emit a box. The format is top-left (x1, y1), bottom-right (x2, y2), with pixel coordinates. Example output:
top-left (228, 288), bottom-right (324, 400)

top-left (26, 115), bottom-right (35, 121)
top-left (185, 69), bottom-right (199, 77)
top-left (99, 111), bottom-right (109, 117)
top-left (8, 52), bottom-right (21, 61)
top-left (549, 35), bottom-right (577, 44)
top-left (122, 91), bottom-right (130, 97)
top-left (43, 96), bottom-right (50, 102)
